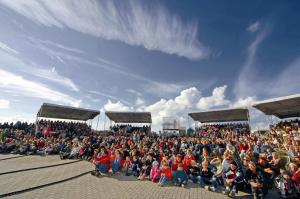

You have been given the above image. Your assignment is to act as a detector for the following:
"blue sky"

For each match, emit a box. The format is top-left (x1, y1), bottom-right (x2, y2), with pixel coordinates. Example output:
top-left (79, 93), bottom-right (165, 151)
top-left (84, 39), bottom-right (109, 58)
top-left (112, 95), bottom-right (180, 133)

top-left (0, 0), bottom-right (299, 130)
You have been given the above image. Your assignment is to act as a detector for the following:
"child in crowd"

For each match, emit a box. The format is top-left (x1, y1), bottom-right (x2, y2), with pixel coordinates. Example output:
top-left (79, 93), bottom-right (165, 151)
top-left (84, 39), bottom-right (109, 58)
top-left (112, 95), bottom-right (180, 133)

top-left (138, 155), bottom-right (153, 180)
top-left (245, 161), bottom-right (266, 199)
top-left (158, 162), bottom-right (173, 187)
top-left (131, 155), bottom-right (140, 176)
top-left (150, 161), bottom-right (161, 182)
top-left (122, 156), bottom-right (132, 176)
top-left (278, 171), bottom-right (295, 198)
top-left (188, 160), bottom-right (200, 184)
top-left (199, 161), bottom-right (217, 191)
top-left (223, 161), bottom-right (244, 197)
top-left (173, 163), bottom-right (188, 187)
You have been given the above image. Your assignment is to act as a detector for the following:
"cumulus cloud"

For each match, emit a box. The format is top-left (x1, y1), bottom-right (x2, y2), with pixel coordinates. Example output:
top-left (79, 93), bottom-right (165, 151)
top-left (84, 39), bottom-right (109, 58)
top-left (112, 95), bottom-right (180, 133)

top-left (197, 85), bottom-right (230, 110)
top-left (103, 100), bottom-right (133, 112)
top-left (0, 69), bottom-right (80, 107)
top-left (0, 99), bottom-right (10, 109)
top-left (231, 96), bottom-right (257, 108)
top-left (143, 87), bottom-right (201, 129)
top-left (0, 0), bottom-right (209, 60)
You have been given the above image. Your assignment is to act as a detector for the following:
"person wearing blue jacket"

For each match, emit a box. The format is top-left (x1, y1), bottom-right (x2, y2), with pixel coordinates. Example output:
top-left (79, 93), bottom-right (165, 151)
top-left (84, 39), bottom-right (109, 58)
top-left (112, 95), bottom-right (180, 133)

top-left (173, 163), bottom-right (189, 187)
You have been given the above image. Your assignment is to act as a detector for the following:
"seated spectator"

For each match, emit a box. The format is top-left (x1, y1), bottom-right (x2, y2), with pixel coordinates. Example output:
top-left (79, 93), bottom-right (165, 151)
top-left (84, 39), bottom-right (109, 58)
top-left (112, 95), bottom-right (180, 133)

top-left (188, 160), bottom-right (200, 184)
top-left (173, 163), bottom-right (188, 187)
top-left (158, 162), bottom-right (173, 187)
top-left (150, 161), bottom-right (161, 182)
top-left (92, 148), bottom-right (110, 176)
top-left (199, 161), bottom-right (218, 191)
top-left (122, 156), bottom-right (132, 176)
top-left (278, 171), bottom-right (295, 198)
top-left (60, 143), bottom-right (72, 159)
top-left (223, 161), bottom-right (244, 197)
top-left (110, 150), bottom-right (123, 175)
top-left (245, 161), bottom-right (268, 199)
top-left (138, 154), bottom-right (153, 180)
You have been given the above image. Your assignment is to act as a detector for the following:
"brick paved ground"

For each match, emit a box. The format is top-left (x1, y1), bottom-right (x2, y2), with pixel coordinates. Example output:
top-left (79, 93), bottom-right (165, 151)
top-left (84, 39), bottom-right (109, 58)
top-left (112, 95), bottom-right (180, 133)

top-left (0, 155), bottom-right (78, 173)
top-left (0, 155), bottom-right (277, 199)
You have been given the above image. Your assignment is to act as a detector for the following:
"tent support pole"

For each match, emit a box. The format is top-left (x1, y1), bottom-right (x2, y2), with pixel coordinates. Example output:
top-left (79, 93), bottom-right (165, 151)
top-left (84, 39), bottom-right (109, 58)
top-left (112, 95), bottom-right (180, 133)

top-left (104, 114), bottom-right (107, 130)
top-left (95, 113), bottom-right (100, 131)
top-left (247, 110), bottom-right (251, 132)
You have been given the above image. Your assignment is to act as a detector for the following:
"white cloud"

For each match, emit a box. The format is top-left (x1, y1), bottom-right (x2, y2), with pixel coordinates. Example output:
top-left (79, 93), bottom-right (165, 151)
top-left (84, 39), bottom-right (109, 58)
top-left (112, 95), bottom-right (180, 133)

top-left (269, 57), bottom-right (300, 96)
top-left (31, 66), bottom-right (80, 92)
top-left (135, 97), bottom-right (145, 106)
top-left (0, 99), bottom-right (10, 109)
top-left (247, 21), bottom-right (260, 33)
top-left (231, 96), bottom-right (257, 108)
top-left (0, 45), bottom-right (79, 92)
top-left (0, 41), bottom-right (19, 54)
top-left (143, 87), bottom-right (201, 129)
top-left (0, 114), bottom-right (35, 123)
top-left (29, 37), bottom-right (200, 96)
top-left (126, 89), bottom-right (142, 97)
top-left (103, 100), bottom-right (133, 112)
top-left (197, 85), bottom-right (230, 110)
top-left (88, 90), bottom-right (131, 105)
top-left (0, 69), bottom-right (80, 107)
top-left (38, 39), bottom-right (84, 54)
top-left (235, 24), bottom-right (270, 97)
top-left (236, 22), bottom-right (300, 98)
top-left (98, 85), bottom-right (274, 132)
top-left (0, 0), bottom-right (209, 60)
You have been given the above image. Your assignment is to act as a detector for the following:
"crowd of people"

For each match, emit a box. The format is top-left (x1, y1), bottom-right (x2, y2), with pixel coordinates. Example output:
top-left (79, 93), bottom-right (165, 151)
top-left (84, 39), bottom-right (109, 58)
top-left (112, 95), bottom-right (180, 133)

top-left (1, 120), bottom-right (300, 199)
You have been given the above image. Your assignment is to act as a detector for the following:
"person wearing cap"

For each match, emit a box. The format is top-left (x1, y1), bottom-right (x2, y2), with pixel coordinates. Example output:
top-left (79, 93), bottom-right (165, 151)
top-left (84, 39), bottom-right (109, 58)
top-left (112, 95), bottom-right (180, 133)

top-left (245, 161), bottom-right (268, 199)
top-left (223, 161), bottom-right (244, 197)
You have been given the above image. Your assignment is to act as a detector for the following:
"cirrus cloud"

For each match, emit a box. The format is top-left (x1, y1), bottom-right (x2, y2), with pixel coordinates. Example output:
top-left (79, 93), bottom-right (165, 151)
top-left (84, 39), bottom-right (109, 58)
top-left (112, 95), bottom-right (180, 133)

top-left (0, 0), bottom-right (209, 60)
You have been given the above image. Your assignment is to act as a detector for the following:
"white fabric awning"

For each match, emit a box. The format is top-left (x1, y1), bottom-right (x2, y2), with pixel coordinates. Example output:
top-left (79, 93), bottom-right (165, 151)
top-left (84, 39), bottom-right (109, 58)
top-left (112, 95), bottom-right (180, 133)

top-left (253, 94), bottom-right (300, 119)
top-left (37, 103), bottom-right (100, 121)
top-left (105, 111), bottom-right (152, 123)
top-left (189, 108), bottom-right (249, 123)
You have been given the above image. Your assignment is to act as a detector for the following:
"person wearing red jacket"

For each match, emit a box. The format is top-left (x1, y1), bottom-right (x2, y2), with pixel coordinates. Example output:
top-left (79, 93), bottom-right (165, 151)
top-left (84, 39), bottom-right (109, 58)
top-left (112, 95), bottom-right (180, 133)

top-left (172, 154), bottom-right (182, 172)
top-left (92, 148), bottom-right (110, 175)
top-left (110, 149), bottom-right (124, 174)
top-left (183, 150), bottom-right (195, 172)
top-left (158, 162), bottom-right (173, 187)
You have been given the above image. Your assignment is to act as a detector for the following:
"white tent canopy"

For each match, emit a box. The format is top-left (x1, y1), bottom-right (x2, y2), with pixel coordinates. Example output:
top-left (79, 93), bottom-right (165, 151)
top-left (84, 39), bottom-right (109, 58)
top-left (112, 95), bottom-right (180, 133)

top-left (105, 111), bottom-right (152, 123)
top-left (37, 103), bottom-right (100, 121)
top-left (253, 93), bottom-right (300, 119)
top-left (189, 108), bottom-right (249, 123)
